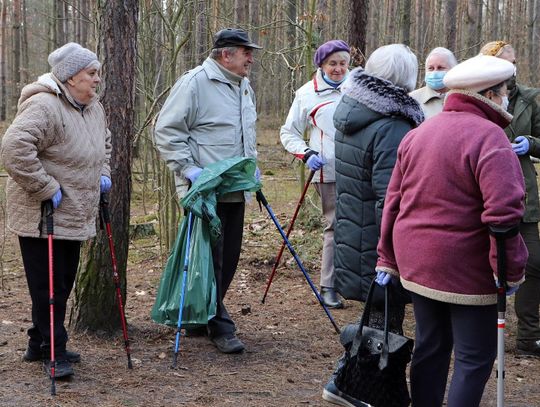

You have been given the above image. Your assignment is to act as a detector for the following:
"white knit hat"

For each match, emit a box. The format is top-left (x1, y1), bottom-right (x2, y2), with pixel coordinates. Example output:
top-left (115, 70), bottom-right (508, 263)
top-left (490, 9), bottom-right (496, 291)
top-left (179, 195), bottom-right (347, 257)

top-left (443, 55), bottom-right (515, 92)
top-left (48, 42), bottom-right (100, 83)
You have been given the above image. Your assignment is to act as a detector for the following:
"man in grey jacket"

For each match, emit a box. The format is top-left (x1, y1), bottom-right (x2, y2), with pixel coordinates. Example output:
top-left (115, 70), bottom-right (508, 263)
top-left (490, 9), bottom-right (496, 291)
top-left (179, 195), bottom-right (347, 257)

top-left (154, 28), bottom-right (261, 354)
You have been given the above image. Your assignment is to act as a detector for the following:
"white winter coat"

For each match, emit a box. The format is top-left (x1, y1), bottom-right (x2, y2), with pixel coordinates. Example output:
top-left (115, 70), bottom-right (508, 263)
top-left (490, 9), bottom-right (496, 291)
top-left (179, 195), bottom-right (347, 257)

top-left (280, 68), bottom-right (344, 183)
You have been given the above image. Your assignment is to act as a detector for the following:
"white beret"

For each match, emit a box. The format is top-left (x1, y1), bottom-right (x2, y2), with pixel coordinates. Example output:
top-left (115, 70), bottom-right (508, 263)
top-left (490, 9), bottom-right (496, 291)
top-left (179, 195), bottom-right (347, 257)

top-left (443, 55), bottom-right (515, 92)
top-left (48, 42), bottom-right (99, 83)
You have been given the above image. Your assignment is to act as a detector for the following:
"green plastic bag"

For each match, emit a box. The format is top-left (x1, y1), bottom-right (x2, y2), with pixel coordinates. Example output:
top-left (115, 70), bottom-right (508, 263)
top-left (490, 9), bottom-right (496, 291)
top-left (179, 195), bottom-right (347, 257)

top-left (151, 157), bottom-right (261, 327)
top-left (150, 215), bottom-right (216, 327)
top-left (181, 157), bottom-right (261, 242)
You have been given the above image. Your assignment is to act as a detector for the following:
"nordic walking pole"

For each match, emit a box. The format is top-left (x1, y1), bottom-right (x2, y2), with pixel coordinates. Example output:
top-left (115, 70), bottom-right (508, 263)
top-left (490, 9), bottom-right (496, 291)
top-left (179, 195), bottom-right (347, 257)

top-left (44, 200), bottom-right (56, 395)
top-left (256, 190), bottom-right (340, 334)
top-left (172, 211), bottom-right (193, 368)
top-left (489, 224), bottom-right (519, 407)
top-left (261, 170), bottom-right (315, 304)
top-left (100, 193), bottom-right (133, 369)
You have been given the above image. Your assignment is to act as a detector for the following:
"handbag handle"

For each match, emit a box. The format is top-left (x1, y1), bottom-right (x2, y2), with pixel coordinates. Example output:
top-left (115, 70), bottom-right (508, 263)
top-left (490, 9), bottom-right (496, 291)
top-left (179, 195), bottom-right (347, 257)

top-left (351, 280), bottom-right (391, 370)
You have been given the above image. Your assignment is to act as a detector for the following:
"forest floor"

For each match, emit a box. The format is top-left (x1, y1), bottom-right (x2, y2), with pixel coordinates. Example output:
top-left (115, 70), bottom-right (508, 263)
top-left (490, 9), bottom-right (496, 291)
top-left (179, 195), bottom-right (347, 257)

top-left (1, 123), bottom-right (539, 406)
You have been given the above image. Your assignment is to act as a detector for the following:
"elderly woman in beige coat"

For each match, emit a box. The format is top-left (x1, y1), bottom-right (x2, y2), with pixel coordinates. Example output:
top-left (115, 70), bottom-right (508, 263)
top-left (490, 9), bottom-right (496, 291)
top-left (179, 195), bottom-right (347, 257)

top-left (0, 42), bottom-right (111, 378)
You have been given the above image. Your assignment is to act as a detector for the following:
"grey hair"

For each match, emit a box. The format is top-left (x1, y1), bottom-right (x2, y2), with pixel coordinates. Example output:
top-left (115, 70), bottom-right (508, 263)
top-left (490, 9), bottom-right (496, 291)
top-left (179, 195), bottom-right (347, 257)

top-left (321, 50), bottom-right (351, 65)
top-left (365, 44), bottom-right (418, 92)
top-left (426, 47), bottom-right (458, 68)
top-left (210, 46), bottom-right (239, 60)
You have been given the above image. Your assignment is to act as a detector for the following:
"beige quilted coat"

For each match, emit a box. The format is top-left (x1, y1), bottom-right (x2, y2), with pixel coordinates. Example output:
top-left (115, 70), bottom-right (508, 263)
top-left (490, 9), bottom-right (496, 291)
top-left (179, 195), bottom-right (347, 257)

top-left (0, 73), bottom-right (111, 240)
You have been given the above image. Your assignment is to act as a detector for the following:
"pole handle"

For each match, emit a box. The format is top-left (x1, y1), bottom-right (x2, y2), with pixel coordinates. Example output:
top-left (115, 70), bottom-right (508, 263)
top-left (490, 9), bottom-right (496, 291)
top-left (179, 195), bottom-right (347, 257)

top-left (100, 193), bottom-right (111, 223)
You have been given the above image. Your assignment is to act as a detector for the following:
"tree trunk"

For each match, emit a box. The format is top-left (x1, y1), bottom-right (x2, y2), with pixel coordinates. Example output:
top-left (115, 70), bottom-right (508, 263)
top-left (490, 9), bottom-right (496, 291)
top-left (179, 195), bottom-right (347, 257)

top-left (401, 0), bottom-right (411, 45)
top-left (55, 0), bottom-right (66, 46)
top-left (12, 0), bottom-right (21, 111)
top-left (72, 0), bottom-right (138, 333)
top-left (234, 0), bottom-right (248, 25)
top-left (465, 0), bottom-right (481, 57)
top-left (194, 0), bottom-right (206, 65)
top-left (444, 0), bottom-right (457, 51)
top-left (0, 0), bottom-right (6, 121)
top-left (20, 0), bottom-right (28, 84)
top-left (348, 0), bottom-right (368, 66)
top-left (249, 0), bottom-right (260, 97)
top-left (532, 0), bottom-right (540, 84)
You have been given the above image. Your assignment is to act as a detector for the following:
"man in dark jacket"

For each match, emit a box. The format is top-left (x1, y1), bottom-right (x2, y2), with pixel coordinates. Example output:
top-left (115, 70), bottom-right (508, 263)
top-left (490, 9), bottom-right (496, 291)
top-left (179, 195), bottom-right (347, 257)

top-left (481, 41), bottom-right (540, 357)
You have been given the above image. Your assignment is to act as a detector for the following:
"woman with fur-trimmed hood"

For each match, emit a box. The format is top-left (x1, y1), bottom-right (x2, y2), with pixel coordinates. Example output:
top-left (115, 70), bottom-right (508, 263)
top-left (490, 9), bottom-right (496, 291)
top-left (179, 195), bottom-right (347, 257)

top-left (322, 44), bottom-right (423, 406)
top-left (333, 44), bottom-right (423, 307)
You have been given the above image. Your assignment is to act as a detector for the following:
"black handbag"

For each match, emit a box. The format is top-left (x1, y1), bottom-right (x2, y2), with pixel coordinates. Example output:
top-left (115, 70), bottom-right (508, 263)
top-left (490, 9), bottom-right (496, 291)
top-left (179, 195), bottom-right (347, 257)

top-left (334, 281), bottom-right (414, 407)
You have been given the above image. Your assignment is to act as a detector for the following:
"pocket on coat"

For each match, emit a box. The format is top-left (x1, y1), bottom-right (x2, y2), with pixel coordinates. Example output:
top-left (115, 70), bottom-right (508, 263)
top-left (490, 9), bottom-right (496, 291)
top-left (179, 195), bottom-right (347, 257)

top-left (196, 129), bottom-right (238, 166)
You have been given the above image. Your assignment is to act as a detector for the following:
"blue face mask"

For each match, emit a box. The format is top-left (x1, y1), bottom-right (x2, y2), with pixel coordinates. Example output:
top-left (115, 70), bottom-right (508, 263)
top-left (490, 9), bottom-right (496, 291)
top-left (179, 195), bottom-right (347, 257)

top-left (322, 71), bottom-right (348, 87)
top-left (425, 71), bottom-right (447, 91)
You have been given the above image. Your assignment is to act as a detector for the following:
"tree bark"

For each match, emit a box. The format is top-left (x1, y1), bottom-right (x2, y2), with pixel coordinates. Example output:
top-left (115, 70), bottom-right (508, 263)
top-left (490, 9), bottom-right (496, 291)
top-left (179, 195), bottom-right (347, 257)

top-left (401, 0), bottom-right (411, 45)
top-left (72, 0), bottom-right (138, 333)
top-left (465, 0), bottom-right (482, 57)
top-left (234, 0), bottom-right (248, 25)
top-left (348, 0), bottom-right (368, 65)
top-left (444, 0), bottom-right (457, 51)
top-left (20, 0), bottom-right (28, 84)
top-left (194, 0), bottom-right (207, 65)
top-left (54, 0), bottom-right (66, 46)
top-left (12, 0), bottom-right (21, 110)
top-left (0, 0), bottom-right (6, 120)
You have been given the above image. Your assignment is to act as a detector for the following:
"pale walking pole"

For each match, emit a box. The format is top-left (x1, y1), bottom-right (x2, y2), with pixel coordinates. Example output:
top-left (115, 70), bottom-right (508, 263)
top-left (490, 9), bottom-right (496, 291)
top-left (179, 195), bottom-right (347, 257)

top-left (489, 224), bottom-right (519, 407)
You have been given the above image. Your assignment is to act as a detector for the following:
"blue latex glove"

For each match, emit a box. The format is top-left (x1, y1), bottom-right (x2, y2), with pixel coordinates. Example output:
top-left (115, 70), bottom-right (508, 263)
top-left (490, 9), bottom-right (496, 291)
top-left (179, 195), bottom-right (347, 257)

top-left (506, 285), bottom-right (520, 296)
top-left (51, 189), bottom-right (62, 209)
top-left (100, 175), bottom-right (112, 193)
top-left (375, 271), bottom-right (392, 286)
top-left (185, 167), bottom-right (203, 183)
top-left (255, 167), bottom-right (261, 182)
top-left (512, 136), bottom-right (530, 155)
top-left (496, 281), bottom-right (520, 296)
top-left (306, 154), bottom-right (326, 171)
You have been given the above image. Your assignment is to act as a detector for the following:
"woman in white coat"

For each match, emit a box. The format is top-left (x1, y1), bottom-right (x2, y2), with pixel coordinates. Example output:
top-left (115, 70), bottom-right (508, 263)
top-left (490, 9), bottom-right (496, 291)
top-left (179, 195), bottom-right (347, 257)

top-left (280, 40), bottom-right (350, 308)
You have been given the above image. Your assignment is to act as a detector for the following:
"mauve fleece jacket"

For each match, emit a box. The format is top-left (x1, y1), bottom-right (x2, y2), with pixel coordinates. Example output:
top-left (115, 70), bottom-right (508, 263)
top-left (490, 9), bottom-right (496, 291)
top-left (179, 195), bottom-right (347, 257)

top-left (376, 90), bottom-right (528, 305)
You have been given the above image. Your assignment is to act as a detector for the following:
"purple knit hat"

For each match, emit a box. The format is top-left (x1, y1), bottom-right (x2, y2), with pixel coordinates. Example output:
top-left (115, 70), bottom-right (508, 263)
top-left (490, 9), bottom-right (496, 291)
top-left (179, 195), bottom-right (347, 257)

top-left (314, 40), bottom-right (350, 67)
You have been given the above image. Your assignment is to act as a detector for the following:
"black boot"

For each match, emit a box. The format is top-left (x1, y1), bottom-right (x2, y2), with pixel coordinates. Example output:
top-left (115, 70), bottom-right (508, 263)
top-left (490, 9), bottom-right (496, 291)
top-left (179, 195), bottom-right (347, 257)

top-left (43, 359), bottom-right (74, 378)
top-left (23, 347), bottom-right (81, 363)
top-left (517, 339), bottom-right (540, 357)
top-left (320, 287), bottom-right (344, 309)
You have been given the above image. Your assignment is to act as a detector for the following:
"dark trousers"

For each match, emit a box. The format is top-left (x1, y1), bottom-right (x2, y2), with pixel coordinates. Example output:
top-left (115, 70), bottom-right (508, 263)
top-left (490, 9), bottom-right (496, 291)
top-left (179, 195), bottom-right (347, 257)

top-left (207, 202), bottom-right (245, 338)
top-left (19, 237), bottom-right (81, 360)
top-left (515, 222), bottom-right (540, 344)
top-left (410, 293), bottom-right (497, 407)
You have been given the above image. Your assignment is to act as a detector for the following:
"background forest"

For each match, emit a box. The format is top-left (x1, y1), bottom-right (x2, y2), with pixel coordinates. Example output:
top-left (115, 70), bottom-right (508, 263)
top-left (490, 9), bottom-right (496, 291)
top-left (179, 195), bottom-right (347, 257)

top-left (0, 2), bottom-right (540, 405)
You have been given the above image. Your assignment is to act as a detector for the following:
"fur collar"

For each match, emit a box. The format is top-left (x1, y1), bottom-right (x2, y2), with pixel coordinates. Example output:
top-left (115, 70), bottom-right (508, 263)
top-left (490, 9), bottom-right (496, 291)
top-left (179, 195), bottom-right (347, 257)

top-left (342, 67), bottom-right (424, 126)
top-left (444, 89), bottom-right (513, 128)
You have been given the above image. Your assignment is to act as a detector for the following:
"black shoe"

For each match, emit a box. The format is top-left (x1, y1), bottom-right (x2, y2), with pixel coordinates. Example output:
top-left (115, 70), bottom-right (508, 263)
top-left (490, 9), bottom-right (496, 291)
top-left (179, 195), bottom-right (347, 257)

top-left (322, 379), bottom-right (370, 407)
top-left (43, 359), bottom-right (74, 378)
top-left (24, 348), bottom-right (81, 363)
top-left (517, 340), bottom-right (540, 357)
top-left (321, 287), bottom-right (344, 309)
top-left (210, 334), bottom-right (245, 354)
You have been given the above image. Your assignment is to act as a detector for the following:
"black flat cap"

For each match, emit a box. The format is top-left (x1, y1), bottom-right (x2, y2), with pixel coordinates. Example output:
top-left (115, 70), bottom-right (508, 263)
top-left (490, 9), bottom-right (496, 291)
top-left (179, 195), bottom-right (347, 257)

top-left (212, 28), bottom-right (262, 49)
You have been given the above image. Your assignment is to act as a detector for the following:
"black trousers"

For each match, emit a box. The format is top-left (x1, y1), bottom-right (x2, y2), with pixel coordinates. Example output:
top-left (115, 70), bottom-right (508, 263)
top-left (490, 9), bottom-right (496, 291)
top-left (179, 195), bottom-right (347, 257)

top-left (410, 293), bottom-right (497, 407)
top-left (515, 222), bottom-right (540, 344)
top-left (207, 202), bottom-right (245, 338)
top-left (19, 237), bottom-right (81, 360)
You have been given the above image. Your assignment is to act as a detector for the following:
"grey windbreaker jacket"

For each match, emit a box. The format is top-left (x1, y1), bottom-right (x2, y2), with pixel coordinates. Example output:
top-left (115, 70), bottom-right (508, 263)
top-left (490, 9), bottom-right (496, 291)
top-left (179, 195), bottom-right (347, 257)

top-left (154, 57), bottom-right (258, 199)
